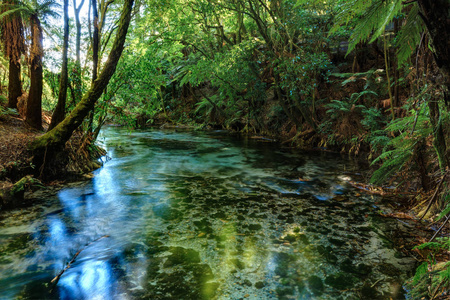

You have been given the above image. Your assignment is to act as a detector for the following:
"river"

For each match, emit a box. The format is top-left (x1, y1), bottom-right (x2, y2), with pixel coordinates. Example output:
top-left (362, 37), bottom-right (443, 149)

top-left (0, 127), bottom-right (415, 299)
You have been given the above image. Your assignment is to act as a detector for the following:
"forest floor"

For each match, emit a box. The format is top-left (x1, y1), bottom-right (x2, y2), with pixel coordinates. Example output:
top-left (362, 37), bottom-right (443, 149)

top-left (0, 112), bottom-right (43, 172)
top-left (0, 111), bottom-right (99, 209)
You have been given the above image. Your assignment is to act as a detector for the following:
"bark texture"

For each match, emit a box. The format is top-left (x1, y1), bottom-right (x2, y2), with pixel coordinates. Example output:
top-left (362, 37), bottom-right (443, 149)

top-left (7, 59), bottom-right (21, 109)
top-left (26, 14), bottom-right (43, 130)
top-left (1, 0), bottom-right (25, 109)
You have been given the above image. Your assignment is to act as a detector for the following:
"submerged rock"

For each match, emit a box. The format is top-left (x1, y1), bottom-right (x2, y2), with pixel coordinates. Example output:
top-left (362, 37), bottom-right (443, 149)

top-left (164, 247), bottom-right (201, 267)
top-left (325, 273), bottom-right (356, 290)
top-left (308, 275), bottom-right (324, 294)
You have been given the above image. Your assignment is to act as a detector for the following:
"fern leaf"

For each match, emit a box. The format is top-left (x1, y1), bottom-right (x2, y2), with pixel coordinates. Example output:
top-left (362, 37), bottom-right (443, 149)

top-left (439, 262), bottom-right (450, 282)
top-left (437, 194), bottom-right (450, 220)
top-left (369, 0), bottom-right (403, 43)
top-left (396, 4), bottom-right (425, 66)
top-left (348, 0), bottom-right (403, 54)
top-left (413, 242), bottom-right (442, 251)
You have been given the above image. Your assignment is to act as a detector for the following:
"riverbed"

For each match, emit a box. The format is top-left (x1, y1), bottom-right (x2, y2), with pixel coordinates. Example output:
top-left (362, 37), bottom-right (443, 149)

top-left (0, 127), bottom-right (415, 299)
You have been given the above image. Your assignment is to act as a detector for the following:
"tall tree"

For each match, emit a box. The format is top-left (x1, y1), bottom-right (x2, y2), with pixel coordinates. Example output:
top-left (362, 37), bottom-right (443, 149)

top-left (71, 0), bottom-right (85, 105)
top-left (7, 0), bottom-right (60, 130)
top-left (31, 0), bottom-right (134, 152)
top-left (0, 0), bottom-right (25, 110)
top-left (48, 0), bottom-right (69, 130)
top-left (26, 10), bottom-right (44, 129)
top-left (91, 0), bottom-right (99, 82)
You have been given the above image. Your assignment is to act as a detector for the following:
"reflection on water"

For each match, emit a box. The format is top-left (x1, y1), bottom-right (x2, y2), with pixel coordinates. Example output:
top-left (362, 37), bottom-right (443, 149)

top-left (0, 127), bottom-right (415, 299)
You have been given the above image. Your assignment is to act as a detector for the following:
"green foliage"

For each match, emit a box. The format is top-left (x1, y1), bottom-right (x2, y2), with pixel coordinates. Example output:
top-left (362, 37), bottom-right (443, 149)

top-left (437, 192), bottom-right (450, 221)
top-left (440, 262), bottom-right (450, 282)
top-left (321, 69), bottom-right (387, 148)
top-left (0, 105), bottom-right (19, 117)
top-left (331, 0), bottom-right (423, 67)
top-left (350, 0), bottom-right (403, 50)
top-left (412, 262), bottom-right (428, 285)
top-left (395, 4), bottom-right (425, 66)
top-left (370, 110), bottom-right (432, 184)
top-left (361, 107), bottom-right (384, 131)
top-left (0, 94), bottom-right (7, 105)
top-left (414, 240), bottom-right (449, 252)
top-left (409, 238), bottom-right (450, 298)
top-left (370, 146), bottom-right (412, 184)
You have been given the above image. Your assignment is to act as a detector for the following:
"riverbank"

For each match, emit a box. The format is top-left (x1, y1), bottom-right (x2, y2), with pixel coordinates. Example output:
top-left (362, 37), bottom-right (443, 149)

top-left (0, 111), bottom-right (103, 210)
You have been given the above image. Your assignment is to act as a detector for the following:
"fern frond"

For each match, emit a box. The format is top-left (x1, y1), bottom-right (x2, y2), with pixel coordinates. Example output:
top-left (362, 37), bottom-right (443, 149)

top-left (348, 0), bottom-right (403, 54)
top-left (350, 90), bottom-right (378, 102)
top-left (439, 262), bottom-right (450, 282)
top-left (396, 4), bottom-right (425, 66)
top-left (194, 96), bottom-right (215, 115)
top-left (414, 242), bottom-right (443, 251)
top-left (370, 147), bottom-right (413, 184)
top-left (329, 0), bottom-right (373, 36)
top-left (437, 193), bottom-right (450, 220)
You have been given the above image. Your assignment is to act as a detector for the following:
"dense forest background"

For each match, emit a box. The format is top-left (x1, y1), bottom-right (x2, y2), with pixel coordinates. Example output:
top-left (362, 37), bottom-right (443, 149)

top-left (0, 0), bottom-right (449, 298)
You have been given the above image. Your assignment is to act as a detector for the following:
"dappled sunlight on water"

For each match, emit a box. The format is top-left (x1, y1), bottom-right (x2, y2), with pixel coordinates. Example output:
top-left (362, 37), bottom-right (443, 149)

top-left (0, 128), bottom-right (415, 299)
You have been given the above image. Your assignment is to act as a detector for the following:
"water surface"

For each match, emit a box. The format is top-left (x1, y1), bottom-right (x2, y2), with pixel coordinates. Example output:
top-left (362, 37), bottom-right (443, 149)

top-left (0, 127), bottom-right (415, 299)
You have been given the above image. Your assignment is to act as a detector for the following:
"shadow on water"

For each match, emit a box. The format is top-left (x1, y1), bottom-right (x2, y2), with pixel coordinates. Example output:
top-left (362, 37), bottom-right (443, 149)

top-left (0, 127), bottom-right (416, 299)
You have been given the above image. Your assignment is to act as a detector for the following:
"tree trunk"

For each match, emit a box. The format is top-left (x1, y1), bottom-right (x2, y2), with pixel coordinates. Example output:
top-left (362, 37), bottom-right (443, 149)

top-left (26, 15), bottom-right (43, 130)
top-left (1, 0), bottom-right (25, 109)
top-left (30, 0), bottom-right (134, 152)
top-left (91, 0), bottom-right (99, 82)
top-left (428, 100), bottom-right (449, 170)
top-left (49, 0), bottom-right (70, 130)
top-left (7, 58), bottom-right (21, 109)
top-left (72, 0), bottom-right (85, 104)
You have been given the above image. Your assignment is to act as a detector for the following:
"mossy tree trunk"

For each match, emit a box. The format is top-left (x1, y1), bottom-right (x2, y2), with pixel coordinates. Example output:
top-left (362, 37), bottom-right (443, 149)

top-left (30, 0), bottom-right (134, 154)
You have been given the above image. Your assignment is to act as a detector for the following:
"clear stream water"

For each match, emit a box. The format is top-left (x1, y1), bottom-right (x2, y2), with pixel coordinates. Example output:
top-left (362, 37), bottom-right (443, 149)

top-left (0, 127), bottom-right (415, 300)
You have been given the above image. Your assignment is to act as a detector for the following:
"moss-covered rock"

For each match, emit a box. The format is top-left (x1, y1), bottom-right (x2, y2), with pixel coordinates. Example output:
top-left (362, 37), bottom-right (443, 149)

top-left (0, 176), bottom-right (41, 210)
